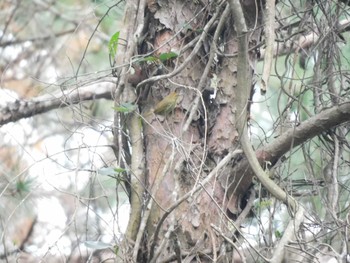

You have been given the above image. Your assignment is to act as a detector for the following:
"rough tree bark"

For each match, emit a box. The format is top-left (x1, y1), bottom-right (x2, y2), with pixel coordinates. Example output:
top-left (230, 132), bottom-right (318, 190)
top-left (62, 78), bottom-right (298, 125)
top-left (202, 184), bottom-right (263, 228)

top-left (112, 0), bottom-right (266, 261)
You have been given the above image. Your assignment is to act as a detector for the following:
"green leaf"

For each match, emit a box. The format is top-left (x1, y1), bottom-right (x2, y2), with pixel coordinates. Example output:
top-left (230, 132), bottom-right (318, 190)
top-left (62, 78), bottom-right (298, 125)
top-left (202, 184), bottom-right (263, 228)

top-left (114, 245), bottom-right (119, 255)
top-left (255, 199), bottom-right (272, 209)
top-left (114, 167), bottom-right (126, 173)
top-left (275, 230), bottom-right (283, 239)
top-left (98, 167), bottom-right (126, 176)
top-left (84, 241), bottom-right (113, 250)
top-left (183, 23), bottom-right (193, 31)
top-left (16, 178), bottom-right (33, 194)
top-left (140, 56), bottom-right (158, 62)
top-left (158, 52), bottom-right (178, 62)
top-left (112, 102), bottom-right (137, 113)
top-left (108, 31), bottom-right (120, 58)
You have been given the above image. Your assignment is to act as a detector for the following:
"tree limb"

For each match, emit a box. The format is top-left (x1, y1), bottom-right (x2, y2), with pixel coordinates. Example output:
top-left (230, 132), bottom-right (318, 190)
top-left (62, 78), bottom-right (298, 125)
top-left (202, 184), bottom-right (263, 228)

top-left (0, 81), bottom-right (115, 126)
top-left (259, 0), bottom-right (275, 94)
top-left (263, 102), bottom-right (350, 165)
top-left (228, 101), bottom-right (350, 210)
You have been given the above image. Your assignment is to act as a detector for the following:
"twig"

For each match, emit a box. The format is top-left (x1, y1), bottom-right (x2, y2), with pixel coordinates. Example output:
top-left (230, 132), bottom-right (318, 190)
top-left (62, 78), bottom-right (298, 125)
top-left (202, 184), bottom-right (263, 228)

top-left (330, 134), bottom-right (340, 217)
top-left (0, 29), bottom-right (76, 47)
top-left (182, 3), bottom-right (229, 132)
top-left (234, 188), bottom-right (256, 227)
top-left (270, 206), bottom-right (305, 263)
top-left (211, 224), bottom-right (247, 263)
top-left (136, 9), bottom-right (219, 88)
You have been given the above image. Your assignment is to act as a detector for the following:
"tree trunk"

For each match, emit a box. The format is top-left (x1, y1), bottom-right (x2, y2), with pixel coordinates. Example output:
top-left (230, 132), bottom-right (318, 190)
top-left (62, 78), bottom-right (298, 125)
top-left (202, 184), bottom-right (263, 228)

top-left (115, 0), bottom-right (263, 261)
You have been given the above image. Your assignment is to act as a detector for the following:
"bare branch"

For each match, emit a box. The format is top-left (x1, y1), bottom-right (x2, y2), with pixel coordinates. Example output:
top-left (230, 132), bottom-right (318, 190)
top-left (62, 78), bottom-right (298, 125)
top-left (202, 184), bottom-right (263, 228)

top-left (259, 0), bottom-right (275, 94)
top-left (229, 101), bottom-right (350, 209)
top-left (0, 29), bottom-right (75, 47)
top-left (270, 206), bottom-right (305, 263)
top-left (263, 102), bottom-right (350, 165)
top-left (0, 81), bottom-right (115, 126)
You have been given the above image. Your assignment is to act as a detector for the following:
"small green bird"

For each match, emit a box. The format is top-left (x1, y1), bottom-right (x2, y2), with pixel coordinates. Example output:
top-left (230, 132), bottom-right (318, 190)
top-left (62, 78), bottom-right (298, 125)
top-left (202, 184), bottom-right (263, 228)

top-left (145, 91), bottom-right (179, 116)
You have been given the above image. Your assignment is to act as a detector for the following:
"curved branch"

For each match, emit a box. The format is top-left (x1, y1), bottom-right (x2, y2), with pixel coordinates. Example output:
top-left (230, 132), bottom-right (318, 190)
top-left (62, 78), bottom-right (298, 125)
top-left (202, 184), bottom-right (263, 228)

top-left (230, 1), bottom-right (304, 262)
top-left (263, 102), bottom-right (350, 164)
top-left (229, 0), bottom-right (300, 212)
top-left (229, 101), bottom-right (350, 200)
top-left (0, 81), bottom-right (115, 126)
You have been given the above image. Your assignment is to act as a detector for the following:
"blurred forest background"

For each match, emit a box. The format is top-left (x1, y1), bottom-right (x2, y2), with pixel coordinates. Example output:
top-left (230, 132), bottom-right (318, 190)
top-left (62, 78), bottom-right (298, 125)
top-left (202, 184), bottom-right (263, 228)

top-left (1, 0), bottom-right (350, 262)
top-left (0, 0), bottom-right (125, 262)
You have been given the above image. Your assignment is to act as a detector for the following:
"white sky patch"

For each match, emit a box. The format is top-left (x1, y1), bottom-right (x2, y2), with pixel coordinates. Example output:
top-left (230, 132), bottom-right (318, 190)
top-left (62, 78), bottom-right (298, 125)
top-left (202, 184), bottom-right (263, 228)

top-left (106, 203), bottom-right (129, 240)
top-left (250, 88), bottom-right (276, 141)
top-left (37, 197), bottom-right (67, 228)
top-left (0, 89), bottom-right (18, 106)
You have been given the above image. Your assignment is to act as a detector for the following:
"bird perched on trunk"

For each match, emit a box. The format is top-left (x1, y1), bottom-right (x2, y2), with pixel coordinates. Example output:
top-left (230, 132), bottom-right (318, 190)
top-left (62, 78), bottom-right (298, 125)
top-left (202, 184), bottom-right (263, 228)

top-left (144, 91), bottom-right (179, 117)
